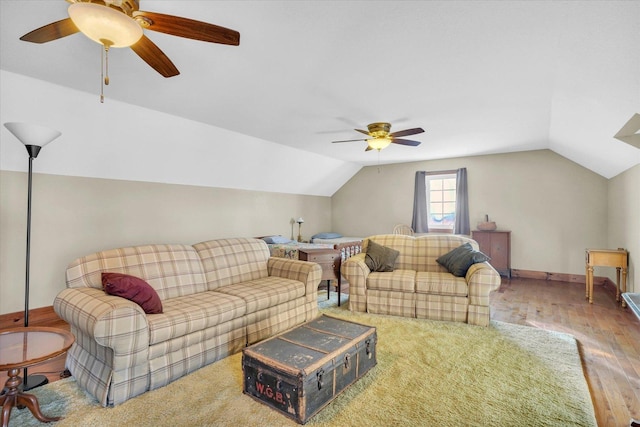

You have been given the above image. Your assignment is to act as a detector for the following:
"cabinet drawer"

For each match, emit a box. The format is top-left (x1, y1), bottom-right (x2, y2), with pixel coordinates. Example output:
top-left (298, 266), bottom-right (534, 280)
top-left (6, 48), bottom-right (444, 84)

top-left (305, 253), bottom-right (337, 263)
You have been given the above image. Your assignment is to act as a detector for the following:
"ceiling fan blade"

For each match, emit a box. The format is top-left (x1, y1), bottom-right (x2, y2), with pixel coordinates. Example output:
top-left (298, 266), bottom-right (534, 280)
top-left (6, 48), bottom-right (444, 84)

top-left (20, 18), bottom-right (79, 43)
top-left (355, 129), bottom-right (371, 136)
top-left (130, 35), bottom-right (180, 77)
top-left (332, 138), bottom-right (367, 143)
top-left (389, 127), bottom-right (425, 138)
top-left (134, 11), bottom-right (240, 45)
top-left (391, 138), bottom-right (422, 147)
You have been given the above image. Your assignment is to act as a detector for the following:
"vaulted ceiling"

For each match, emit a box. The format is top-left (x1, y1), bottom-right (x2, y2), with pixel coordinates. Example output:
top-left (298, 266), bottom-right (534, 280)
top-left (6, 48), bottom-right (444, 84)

top-left (1, 1), bottom-right (639, 184)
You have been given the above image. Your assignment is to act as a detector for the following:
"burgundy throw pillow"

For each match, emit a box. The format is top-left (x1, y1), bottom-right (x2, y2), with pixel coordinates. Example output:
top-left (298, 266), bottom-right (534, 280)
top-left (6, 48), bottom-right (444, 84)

top-left (102, 272), bottom-right (163, 314)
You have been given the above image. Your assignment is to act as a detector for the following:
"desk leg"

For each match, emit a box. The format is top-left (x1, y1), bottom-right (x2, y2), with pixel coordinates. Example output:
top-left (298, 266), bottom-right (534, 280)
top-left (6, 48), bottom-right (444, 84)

top-left (622, 268), bottom-right (628, 308)
top-left (585, 264), bottom-right (590, 300)
top-left (586, 266), bottom-right (594, 304)
top-left (615, 267), bottom-right (622, 303)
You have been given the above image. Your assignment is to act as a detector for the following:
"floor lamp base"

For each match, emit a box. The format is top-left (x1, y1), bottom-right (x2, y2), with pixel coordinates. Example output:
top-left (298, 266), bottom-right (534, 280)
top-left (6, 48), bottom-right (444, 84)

top-left (21, 374), bottom-right (49, 391)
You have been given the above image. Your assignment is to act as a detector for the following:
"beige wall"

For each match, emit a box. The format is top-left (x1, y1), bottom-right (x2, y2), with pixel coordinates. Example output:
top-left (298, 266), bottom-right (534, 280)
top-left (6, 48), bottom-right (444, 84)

top-left (608, 164), bottom-right (640, 292)
top-left (0, 171), bottom-right (331, 314)
top-left (332, 149), bottom-right (610, 276)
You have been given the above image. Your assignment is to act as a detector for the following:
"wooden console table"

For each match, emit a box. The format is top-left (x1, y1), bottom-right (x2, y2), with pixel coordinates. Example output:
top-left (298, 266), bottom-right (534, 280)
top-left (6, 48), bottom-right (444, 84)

top-left (585, 248), bottom-right (628, 305)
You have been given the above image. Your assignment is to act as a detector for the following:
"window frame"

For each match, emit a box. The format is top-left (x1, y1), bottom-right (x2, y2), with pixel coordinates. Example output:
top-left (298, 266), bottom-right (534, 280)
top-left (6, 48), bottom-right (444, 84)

top-left (425, 170), bottom-right (457, 233)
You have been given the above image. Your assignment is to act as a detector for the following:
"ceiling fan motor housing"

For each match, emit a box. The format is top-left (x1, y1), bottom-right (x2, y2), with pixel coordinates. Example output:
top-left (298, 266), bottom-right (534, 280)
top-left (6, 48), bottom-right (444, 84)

top-left (367, 122), bottom-right (391, 138)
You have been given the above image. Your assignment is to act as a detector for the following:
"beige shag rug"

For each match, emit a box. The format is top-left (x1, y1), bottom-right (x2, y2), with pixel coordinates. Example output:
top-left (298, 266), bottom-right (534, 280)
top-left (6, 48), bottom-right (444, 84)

top-left (8, 303), bottom-right (596, 427)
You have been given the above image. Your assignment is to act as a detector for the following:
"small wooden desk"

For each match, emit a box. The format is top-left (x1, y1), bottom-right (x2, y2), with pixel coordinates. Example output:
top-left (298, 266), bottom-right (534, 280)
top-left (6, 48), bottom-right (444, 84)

top-left (585, 248), bottom-right (628, 305)
top-left (298, 248), bottom-right (342, 306)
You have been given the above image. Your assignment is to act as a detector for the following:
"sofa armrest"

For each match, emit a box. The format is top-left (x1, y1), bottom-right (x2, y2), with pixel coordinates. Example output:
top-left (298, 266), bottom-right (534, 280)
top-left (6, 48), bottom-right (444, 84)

top-left (267, 257), bottom-right (322, 301)
top-left (465, 262), bottom-right (502, 306)
top-left (340, 253), bottom-right (370, 296)
top-left (53, 287), bottom-right (150, 370)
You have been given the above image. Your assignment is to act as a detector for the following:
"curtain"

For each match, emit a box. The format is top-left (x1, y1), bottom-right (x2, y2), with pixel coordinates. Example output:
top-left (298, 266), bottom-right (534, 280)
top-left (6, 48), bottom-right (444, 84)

top-left (411, 171), bottom-right (429, 233)
top-left (454, 167), bottom-right (470, 235)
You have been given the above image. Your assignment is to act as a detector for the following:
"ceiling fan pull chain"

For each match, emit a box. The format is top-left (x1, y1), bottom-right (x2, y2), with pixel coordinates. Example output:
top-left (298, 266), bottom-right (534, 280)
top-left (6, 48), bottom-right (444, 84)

top-left (100, 40), bottom-right (113, 103)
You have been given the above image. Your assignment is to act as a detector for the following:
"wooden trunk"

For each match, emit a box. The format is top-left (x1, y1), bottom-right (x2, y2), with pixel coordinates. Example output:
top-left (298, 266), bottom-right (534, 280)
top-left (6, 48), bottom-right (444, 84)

top-left (242, 315), bottom-right (377, 424)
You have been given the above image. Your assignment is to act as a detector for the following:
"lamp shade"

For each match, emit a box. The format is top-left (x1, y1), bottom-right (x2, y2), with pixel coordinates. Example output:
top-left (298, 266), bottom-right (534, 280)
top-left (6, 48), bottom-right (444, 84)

top-left (296, 217), bottom-right (304, 224)
top-left (68, 2), bottom-right (143, 48)
top-left (4, 122), bottom-right (61, 148)
top-left (367, 137), bottom-right (392, 151)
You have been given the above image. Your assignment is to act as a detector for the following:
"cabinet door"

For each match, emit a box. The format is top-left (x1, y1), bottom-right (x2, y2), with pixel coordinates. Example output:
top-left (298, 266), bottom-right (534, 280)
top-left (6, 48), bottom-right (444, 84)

top-left (489, 234), bottom-right (508, 271)
top-left (472, 231), bottom-right (491, 253)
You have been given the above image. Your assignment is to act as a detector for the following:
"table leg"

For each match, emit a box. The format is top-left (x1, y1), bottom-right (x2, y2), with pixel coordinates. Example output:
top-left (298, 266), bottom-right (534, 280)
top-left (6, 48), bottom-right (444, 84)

top-left (622, 268), bottom-right (628, 308)
top-left (585, 264), bottom-right (590, 300)
top-left (0, 368), bottom-right (60, 427)
top-left (337, 274), bottom-right (342, 307)
top-left (616, 267), bottom-right (622, 302)
top-left (587, 266), bottom-right (594, 304)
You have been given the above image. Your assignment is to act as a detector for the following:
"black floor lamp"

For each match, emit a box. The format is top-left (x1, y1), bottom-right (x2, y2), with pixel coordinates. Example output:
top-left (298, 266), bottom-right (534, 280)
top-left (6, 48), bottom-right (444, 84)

top-left (4, 122), bottom-right (61, 391)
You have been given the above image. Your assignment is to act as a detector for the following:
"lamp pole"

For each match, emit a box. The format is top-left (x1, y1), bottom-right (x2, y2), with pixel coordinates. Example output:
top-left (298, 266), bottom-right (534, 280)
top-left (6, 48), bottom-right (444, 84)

top-left (4, 123), bottom-right (61, 391)
top-left (23, 145), bottom-right (41, 329)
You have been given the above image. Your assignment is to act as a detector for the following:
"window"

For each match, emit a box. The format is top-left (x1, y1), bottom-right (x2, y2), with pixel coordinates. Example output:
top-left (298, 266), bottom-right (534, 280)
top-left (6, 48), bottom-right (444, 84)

top-left (426, 172), bottom-right (457, 231)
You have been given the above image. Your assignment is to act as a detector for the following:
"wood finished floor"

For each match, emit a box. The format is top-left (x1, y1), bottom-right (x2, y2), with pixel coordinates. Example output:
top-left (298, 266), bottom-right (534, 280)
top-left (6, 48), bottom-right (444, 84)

top-left (1, 278), bottom-right (638, 426)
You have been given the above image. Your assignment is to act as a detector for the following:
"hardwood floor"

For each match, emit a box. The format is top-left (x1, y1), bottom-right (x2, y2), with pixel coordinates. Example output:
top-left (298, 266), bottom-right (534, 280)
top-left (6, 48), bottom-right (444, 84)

top-left (1, 278), bottom-right (638, 426)
top-left (491, 278), bottom-right (640, 427)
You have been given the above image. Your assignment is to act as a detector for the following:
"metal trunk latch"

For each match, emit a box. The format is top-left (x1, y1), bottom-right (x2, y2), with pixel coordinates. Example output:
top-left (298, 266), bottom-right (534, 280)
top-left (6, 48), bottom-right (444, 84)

top-left (365, 339), bottom-right (372, 359)
top-left (343, 353), bottom-right (351, 371)
top-left (316, 369), bottom-right (324, 390)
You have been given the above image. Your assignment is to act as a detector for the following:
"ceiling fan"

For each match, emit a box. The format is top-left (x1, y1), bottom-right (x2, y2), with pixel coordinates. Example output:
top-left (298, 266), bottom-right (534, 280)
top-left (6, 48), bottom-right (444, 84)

top-left (19, 0), bottom-right (240, 100)
top-left (332, 122), bottom-right (425, 151)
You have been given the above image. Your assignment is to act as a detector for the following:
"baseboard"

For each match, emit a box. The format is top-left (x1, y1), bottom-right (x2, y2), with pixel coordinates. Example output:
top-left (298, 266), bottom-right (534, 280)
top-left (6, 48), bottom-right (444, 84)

top-left (510, 268), bottom-right (609, 286)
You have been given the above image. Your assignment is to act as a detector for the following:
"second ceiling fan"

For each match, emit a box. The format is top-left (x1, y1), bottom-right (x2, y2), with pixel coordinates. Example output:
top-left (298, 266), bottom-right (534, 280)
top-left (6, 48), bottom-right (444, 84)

top-left (332, 122), bottom-right (425, 151)
top-left (19, 0), bottom-right (240, 78)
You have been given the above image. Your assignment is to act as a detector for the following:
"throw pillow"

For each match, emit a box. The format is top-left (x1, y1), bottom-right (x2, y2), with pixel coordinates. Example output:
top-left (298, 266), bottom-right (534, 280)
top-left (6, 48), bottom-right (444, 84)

top-left (311, 232), bottom-right (343, 239)
top-left (436, 243), bottom-right (490, 277)
top-left (365, 240), bottom-right (400, 272)
top-left (102, 272), bottom-right (163, 314)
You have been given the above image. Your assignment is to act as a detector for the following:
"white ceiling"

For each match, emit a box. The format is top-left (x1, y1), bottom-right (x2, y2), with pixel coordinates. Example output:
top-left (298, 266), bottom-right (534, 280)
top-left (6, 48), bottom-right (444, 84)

top-left (1, 0), bottom-right (639, 178)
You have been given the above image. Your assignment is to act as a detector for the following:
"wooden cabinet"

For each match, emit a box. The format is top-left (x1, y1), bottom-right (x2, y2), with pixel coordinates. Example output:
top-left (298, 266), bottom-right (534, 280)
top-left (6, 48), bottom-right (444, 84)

top-left (298, 248), bottom-right (343, 306)
top-left (471, 230), bottom-right (511, 278)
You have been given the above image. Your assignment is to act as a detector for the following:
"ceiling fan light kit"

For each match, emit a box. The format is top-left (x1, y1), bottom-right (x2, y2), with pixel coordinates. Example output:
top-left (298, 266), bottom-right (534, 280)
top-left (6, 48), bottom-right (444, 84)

top-left (332, 122), bottom-right (425, 152)
top-left (68, 2), bottom-right (143, 48)
top-left (367, 137), bottom-right (392, 151)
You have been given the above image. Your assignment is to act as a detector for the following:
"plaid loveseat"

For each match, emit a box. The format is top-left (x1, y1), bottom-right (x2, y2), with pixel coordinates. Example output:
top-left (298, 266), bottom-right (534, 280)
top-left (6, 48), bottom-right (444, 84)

top-left (341, 234), bottom-right (501, 326)
top-left (53, 238), bottom-right (321, 406)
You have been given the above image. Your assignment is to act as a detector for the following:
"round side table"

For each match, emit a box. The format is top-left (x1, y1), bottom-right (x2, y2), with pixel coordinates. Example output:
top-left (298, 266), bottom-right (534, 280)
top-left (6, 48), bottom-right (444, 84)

top-left (0, 327), bottom-right (74, 427)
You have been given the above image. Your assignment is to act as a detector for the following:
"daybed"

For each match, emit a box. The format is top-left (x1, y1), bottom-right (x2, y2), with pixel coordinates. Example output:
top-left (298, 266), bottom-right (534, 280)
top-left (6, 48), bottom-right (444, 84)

top-left (341, 234), bottom-right (501, 326)
top-left (53, 237), bottom-right (321, 406)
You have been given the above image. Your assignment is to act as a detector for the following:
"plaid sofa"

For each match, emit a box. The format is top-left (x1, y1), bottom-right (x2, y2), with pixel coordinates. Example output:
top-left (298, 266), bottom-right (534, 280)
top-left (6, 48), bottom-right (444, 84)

top-left (341, 234), bottom-right (501, 326)
top-left (53, 238), bottom-right (321, 407)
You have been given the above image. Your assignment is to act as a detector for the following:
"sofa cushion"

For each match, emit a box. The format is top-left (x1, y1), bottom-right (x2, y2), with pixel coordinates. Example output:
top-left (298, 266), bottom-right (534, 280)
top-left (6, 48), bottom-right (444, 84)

top-left (194, 238), bottom-right (270, 290)
top-left (416, 271), bottom-right (468, 296)
top-left (367, 269), bottom-right (416, 292)
top-left (102, 272), bottom-right (163, 314)
top-left (66, 244), bottom-right (208, 300)
top-left (436, 243), bottom-right (490, 277)
top-left (215, 276), bottom-right (306, 314)
top-left (147, 291), bottom-right (246, 345)
top-left (365, 240), bottom-right (400, 272)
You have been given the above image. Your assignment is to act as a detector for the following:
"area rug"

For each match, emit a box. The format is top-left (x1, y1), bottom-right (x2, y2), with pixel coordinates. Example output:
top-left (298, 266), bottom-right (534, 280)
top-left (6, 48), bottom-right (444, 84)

top-left (8, 302), bottom-right (596, 427)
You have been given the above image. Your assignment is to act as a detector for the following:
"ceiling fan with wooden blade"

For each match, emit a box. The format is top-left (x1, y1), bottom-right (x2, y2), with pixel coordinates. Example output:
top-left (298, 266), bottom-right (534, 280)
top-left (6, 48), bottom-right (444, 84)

top-left (332, 122), bottom-right (425, 151)
top-left (19, 0), bottom-right (240, 78)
